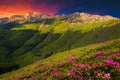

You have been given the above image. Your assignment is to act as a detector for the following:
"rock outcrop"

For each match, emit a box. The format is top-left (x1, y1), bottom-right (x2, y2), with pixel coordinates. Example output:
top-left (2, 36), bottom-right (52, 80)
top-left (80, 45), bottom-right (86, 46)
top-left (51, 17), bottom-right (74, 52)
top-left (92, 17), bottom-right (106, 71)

top-left (0, 12), bottom-right (118, 24)
top-left (67, 12), bottom-right (117, 23)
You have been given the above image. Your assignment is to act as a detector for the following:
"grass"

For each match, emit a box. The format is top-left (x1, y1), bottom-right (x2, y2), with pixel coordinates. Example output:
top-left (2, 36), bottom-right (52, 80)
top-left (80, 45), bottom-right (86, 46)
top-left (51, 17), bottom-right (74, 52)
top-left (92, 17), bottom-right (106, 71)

top-left (0, 29), bottom-right (36, 73)
top-left (0, 39), bottom-right (119, 80)
top-left (12, 23), bottom-right (41, 30)
top-left (0, 19), bottom-right (120, 75)
top-left (40, 21), bottom-right (63, 33)
top-left (31, 22), bottom-right (120, 57)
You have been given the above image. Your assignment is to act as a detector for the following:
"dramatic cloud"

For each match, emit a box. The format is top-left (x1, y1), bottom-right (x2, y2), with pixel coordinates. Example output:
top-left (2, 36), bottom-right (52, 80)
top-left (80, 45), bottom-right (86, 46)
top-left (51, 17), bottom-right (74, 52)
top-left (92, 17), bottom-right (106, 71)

top-left (0, 0), bottom-right (60, 17)
top-left (0, 0), bottom-right (120, 18)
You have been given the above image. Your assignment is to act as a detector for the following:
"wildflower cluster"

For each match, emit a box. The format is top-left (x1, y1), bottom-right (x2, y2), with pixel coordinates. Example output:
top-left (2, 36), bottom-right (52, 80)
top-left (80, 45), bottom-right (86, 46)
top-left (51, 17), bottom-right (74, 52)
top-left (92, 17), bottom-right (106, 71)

top-left (13, 50), bottom-right (120, 80)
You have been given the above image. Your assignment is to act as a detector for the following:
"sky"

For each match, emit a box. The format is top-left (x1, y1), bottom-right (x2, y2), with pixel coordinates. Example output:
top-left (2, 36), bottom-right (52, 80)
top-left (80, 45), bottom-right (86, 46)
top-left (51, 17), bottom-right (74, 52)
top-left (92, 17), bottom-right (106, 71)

top-left (0, 0), bottom-right (120, 18)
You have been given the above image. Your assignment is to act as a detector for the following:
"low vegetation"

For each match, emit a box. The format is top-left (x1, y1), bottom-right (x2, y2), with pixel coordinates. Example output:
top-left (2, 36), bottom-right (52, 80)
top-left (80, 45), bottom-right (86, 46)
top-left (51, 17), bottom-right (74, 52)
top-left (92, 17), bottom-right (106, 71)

top-left (0, 39), bottom-right (120, 80)
top-left (0, 19), bottom-right (120, 77)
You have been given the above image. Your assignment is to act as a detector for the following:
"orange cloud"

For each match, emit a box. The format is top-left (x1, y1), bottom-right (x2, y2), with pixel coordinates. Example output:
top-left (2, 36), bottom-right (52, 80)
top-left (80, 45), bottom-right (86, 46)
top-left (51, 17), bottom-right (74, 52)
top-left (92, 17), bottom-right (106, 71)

top-left (0, 11), bottom-right (14, 18)
top-left (0, 0), bottom-right (59, 18)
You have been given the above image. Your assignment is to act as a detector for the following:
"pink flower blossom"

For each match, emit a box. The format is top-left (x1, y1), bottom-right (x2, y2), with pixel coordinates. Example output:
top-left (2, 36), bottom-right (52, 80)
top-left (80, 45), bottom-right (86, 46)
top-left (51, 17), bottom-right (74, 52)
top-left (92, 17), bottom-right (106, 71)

top-left (68, 70), bottom-right (76, 76)
top-left (104, 58), bottom-right (113, 66)
top-left (28, 78), bottom-right (33, 80)
top-left (77, 75), bottom-right (83, 80)
top-left (33, 69), bottom-right (38, 73)
top-left (68, 55), bottom-right (76, 63)
top-left (58, 61), bottom-right (65, 67)
top-left (97, 73), bottom-right (102, 77)
top-left (94, 71), bottom-right (102, 77)
top-left (51, 69), bottom-right (57, 74)
top-left (35, 78), bottom-right (39, 80)
top-left (116, 63), bottom-right (120, 69)
top-left (55, 73), bottom-right (62, 78)
top-left (80, 64), bottom-right (89, 69)
top-left (94, 71), bottom-right (99, 75)
top-left (31, 76), bottom-right (35, 79)
top-left (18, 74), bottom-right (25, 79)
top-left (12, 78), bottom-right (17, 80)
top-left (74, 64), bottom-right (79, 68)
top-left (104, 58), bottom-right (120, 68)
top-left (94, 50), bottom-right (103, 56)
top-left (108, 49), bottom-right (113, 54)
top-left (96, 55), bottom-right (102, 59)
top-left (104, 73), bottom-right (110, 79)
top-left (115, 53), bottom-right (120, 57)
top-left (92, 64), bottom-right (99, 69)
top-left (45, 75), bottom-right (49, 79)
top-left (112, 62), bottom-right (119, 66)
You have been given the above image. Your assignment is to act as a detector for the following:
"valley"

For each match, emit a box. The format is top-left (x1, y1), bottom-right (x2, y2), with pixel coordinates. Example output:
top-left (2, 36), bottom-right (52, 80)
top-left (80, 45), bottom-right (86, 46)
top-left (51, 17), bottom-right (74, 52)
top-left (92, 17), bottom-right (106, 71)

top-left (0, 13), bottom-right (120, 80)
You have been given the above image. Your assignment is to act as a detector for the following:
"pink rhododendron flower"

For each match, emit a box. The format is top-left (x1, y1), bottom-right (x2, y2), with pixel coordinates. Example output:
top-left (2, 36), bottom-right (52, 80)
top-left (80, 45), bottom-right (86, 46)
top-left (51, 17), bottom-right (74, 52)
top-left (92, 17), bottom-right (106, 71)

top-left (94, 71), bottom-right (102, 77)
top-left (115, 53), bottom-right (120, 57)
top-left (51, 68), bottom-right (57, 74)
top-left (31, 76), bottom-right (35, 79)
top-left (104, 58), bottom-right (120, 68)
top-left (116, 63), bottom-right (120, 69)
top-left (74, 64), bottom-right (79, 68)
top-left (94, 71), bottom-right (99, 75)
top-left (98, 73), bottom-right (102, 77)
top-left (35, 78), bottom-right (39, 80)
top-left (77, 75), bottom-right (83, 80)
top-left (33, 69), bottom-right (38, 73)
top-left (108, 49), bottom-right (113, 54)
top-left (96, 55), bottom-right (102, 59)
top-left (12, 78), bottom-right (17, 80)
top-left (58, 61), bottom-right (65, 67)
top-left (45, 75), bottom-right (49, 79)
top-left (68, 70), bottom-right (76, 76)
top-left (112, 61), bottom-right (119, 66)
top-left (104, 73), bottom-right (110, 79)
top-left (55, 73), bottom-right (62, 78)
top-left (18, 74), bottom-right (25, 79)
top-left (28, 78), bottom-right (33, 80)
top-left (104, 58), bottom-right (113, 66)
top-left (80, 64), bottom-right (89, 69)
top-left (94, 50), bottom-right (103, 55)
top-left (68, 55), bottom-right (76, 63)
top-left (92, 64), bottom-right (99, 69)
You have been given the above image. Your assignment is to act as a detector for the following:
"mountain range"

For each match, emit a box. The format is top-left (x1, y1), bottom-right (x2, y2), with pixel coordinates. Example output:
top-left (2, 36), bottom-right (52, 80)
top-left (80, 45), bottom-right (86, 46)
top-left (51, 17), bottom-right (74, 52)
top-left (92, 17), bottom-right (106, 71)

top-left (0, 12), bottom-right (117, 24)
top-left (0, 12), bottom-right (120, 80)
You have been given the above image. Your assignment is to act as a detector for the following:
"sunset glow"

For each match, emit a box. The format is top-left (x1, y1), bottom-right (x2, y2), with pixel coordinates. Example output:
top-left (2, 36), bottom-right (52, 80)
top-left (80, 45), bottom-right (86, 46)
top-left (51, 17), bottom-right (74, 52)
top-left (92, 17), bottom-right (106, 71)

top-left (0, 0), bottom-right (60, 17)
top-left (0, 0), bottom-right (120, 18)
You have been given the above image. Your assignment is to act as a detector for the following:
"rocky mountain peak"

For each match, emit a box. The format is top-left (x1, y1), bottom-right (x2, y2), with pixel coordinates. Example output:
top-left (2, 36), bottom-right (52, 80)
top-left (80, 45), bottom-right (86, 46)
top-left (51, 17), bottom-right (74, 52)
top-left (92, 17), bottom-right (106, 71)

top-left (67, 12), bottom-right (117, 23)
top-left (0, 12), bottom-right (118, 24)
top-left (7, 15), bottom-right (26, 23)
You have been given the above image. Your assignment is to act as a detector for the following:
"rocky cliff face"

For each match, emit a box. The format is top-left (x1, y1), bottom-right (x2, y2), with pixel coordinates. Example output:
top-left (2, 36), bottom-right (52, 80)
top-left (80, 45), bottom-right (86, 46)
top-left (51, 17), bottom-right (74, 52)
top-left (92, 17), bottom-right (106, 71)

top-left (1, 12), bottom-right (54, 24)
top-left (67, 12), bottom-right (117, 23)
top-left (24, 12), bottom-right (54, 23)
top-left (8, 15), bottom-right (26, 23)
top-left (0, 12), bottom-right (118, 24)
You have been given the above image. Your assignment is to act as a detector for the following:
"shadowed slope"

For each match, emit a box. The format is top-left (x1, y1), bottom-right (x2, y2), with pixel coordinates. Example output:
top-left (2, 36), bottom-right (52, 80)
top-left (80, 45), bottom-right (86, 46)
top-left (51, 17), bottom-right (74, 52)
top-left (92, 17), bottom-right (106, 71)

top-left (0, 19), bottom-right (120, 74)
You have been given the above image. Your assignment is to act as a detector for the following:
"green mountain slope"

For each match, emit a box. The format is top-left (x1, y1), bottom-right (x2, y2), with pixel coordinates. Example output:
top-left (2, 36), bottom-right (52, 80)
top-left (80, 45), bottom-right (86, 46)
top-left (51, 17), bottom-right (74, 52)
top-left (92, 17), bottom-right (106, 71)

top-left (11, 20), bottom-right (120, 67)
top-left (0, 39), bottom-right (119, 80)
top-left (0, 19), bottom-right (120, 75)
top-left (0, 29), bottom-right (36, 74)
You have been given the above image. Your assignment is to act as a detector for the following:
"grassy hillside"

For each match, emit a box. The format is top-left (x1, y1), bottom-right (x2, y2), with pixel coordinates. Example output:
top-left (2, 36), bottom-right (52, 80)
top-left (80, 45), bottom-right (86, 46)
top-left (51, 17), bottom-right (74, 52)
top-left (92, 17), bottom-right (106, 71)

top-left (0, 39), bottom-right (119, 80)
top-left (11, 23), bottom-right (41, 31)
top-left (0, 19), bottom-right (120, 75)
top-left (0, 29), bottom-right (36, 74)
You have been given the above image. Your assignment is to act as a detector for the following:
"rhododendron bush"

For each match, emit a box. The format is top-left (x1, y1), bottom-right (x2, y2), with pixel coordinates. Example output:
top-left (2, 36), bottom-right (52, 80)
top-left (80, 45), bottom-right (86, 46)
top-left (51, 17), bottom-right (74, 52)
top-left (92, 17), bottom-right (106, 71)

top-left (13, 50), bottom-right (120, 80)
